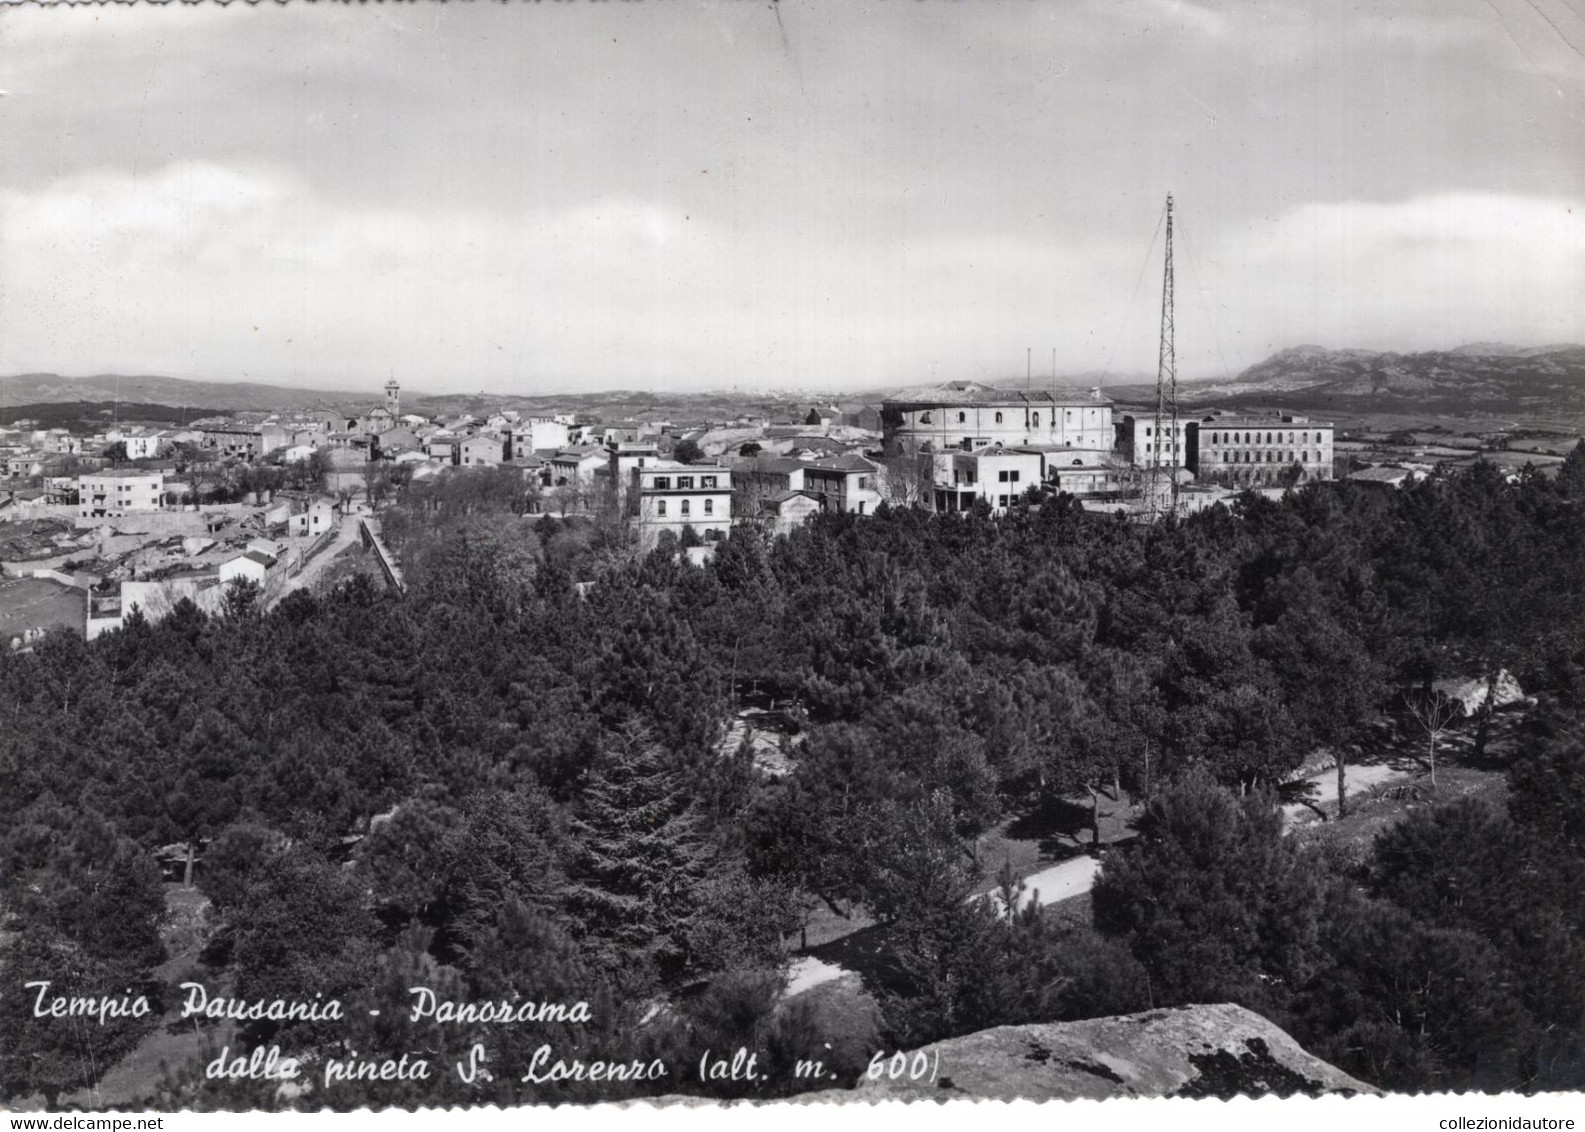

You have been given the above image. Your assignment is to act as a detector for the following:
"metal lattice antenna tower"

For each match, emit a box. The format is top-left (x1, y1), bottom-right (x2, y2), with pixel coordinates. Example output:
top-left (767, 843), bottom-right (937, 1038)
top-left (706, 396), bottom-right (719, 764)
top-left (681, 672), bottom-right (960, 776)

top-left (1148, 194), bottom-right (1177, 518)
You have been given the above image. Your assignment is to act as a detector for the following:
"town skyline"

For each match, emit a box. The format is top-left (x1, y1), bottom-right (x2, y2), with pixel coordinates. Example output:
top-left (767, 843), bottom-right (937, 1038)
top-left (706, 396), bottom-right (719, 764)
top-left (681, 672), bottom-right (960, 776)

top-left (3, 1), bottom-right (1581, 394)
top-left (6, 336), bottom-right (1585, 415)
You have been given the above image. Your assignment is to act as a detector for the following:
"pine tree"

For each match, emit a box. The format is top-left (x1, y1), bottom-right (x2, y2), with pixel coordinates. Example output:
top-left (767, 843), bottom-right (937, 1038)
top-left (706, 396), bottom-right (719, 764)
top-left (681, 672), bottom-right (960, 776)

top-left (1091, 767), bottom-right (1327, 1010)
top-left (1559, 440), bottom-right (1585, 499)
top-left (1294, 890), bottom-right (1533, 1092)
top-left (562, 724), bottom-right (712, 987)
top-left (227, 844), bottom-right (382, 1050)
top-left (464, 897), bottom-right (634, 1104)
top-left (0, 925), bottom-right (158, 1108)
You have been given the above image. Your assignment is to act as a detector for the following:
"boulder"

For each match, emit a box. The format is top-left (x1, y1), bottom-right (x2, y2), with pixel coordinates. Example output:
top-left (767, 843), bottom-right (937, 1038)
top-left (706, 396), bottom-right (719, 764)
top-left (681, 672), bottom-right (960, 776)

top-left (1432, 670), bottom-right (1524, 716)
top-left (835, 1003), bottom-right (1376, 1101)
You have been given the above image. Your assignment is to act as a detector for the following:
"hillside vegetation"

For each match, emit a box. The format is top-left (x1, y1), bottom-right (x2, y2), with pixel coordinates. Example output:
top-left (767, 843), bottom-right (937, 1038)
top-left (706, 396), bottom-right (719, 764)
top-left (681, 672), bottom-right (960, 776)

top-left (5, 453), bottom-right (1585, 1106)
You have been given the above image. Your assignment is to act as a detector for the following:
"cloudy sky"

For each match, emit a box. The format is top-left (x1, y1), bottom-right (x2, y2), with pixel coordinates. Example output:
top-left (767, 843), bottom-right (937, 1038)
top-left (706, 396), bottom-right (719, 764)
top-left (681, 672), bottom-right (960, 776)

top-left (1, 0), bottom-right (1581, 396)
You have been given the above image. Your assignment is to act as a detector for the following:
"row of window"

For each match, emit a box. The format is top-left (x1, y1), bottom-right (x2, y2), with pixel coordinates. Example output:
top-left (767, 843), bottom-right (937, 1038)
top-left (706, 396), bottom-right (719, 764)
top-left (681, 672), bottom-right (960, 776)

top-left (921, 409), bottom-right (1090, 426)
top-left (1209, 431), bottom-right (1325, 445)
top-left (650, 475), bottom-right (718, 490)
top-left (654, 499), bottom-right (714, 517)
top-left (1208, 451), bottom-right (1320, 464)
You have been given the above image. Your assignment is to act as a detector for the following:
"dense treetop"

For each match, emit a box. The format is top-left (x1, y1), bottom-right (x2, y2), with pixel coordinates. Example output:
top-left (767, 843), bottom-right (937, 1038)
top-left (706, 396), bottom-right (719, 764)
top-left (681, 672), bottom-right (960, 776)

top-left (5, 449), bottom-right (1585, 1104)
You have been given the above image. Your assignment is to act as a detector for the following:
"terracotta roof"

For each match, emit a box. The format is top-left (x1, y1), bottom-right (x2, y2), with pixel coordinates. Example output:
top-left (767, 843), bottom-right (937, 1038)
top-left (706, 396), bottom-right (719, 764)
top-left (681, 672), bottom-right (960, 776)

top-left (799, 454), bottom-right (878, 473)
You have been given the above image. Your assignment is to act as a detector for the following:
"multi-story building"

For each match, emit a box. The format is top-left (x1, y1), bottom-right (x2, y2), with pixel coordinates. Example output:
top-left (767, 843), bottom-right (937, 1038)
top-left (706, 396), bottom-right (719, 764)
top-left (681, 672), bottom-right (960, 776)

top-left (374, 426), bottom-right (422, 459)
top-left (547, 446), bottom-right (607, 487)
top-left (358, 407), bottom-right (398, 435)
top-left (202, 425), bottom-right (267, 459)
top-left (458, 434), bottom-right (506, 467)
top-left (260, 420), bottom-right (328, 454)
top-left (632, 460), bottom-right (733, 550)
top-left (1195, 415), bottom-right (1334, 484)
top-left (734, 456), bottom-right (807, 494)
top-left (122, 433), bottom-right (171, 461)
top-left (930, 448), bottom-right (1046, 514)
top-left (884, 382), bottom-right (1114, 457)
top-left (1115, 414), bottom-right (1196, 474)
top-left (424, 437), bottom-right (460, 465)
top-left (5, 452), bottom-right (46, 479)
top-left (611, 443), bottom-right (661, 502)
top-left (508, 418), bottom-right (572, 462)
top-left (287, 499), bottom-right (336, 538)
top-left (799, 454), bottom-right (882, 515)
top-left (78, 469), bottom-right (164, 518)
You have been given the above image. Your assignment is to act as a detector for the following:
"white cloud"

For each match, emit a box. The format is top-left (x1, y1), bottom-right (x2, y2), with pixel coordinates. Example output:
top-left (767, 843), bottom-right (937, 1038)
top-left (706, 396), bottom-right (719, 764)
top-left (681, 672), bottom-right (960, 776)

top-left (2, 161), bottom-right (1579, 393)
top-left (1212, 193), bottom-right (1585, 355)
top-left (0, 161), bottom-right (1134, 389)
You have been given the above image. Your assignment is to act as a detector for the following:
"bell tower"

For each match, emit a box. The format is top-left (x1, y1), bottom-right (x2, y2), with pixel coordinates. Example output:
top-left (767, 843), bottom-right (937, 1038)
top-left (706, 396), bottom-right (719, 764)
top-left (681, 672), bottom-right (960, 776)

top-left (385, 377), bottom-right (401, 418)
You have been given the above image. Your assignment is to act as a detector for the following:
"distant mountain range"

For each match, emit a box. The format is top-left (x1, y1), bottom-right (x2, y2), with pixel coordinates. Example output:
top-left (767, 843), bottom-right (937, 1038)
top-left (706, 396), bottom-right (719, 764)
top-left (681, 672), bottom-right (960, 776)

top-left (6, 344), bottom-right (1585, 419)
top-left (1169, 343), bottom-right (1585, 414)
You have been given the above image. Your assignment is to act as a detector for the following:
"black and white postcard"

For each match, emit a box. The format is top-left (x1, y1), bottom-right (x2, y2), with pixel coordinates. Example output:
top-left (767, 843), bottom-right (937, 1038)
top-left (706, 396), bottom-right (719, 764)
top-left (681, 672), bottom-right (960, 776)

top-left (1, 0), bottom-right (1583, 1125)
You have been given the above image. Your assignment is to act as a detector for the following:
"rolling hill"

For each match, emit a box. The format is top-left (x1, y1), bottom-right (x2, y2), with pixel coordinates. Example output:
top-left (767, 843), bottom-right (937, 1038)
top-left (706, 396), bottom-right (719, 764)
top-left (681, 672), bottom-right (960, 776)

top-left (1169, 344), bottom-right (1585, 415)
top-left (0, 373), bottom-right (377, 413)
top-left (0, 374), bottom-right (824, 422)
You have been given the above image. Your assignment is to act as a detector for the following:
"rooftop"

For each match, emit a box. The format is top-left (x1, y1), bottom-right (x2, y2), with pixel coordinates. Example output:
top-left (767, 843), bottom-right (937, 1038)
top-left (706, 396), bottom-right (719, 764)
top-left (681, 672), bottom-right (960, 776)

top-left (762, 489), bottom-right (820, 506)
top-left (800, 454), bottom-right (878, 473)
top-left (964, 446), bottom-right (1045, 459)
top-left (885, 381), bottom-right (1112, 408)
top-left (742, 457), bottom-right (807, 475)
top-left (1009, 443), bottom-right (1118, 454)
top-left (80, 468), bottom-right (165, 480)
top-left (640, 459), bottom-right (725, 474)
top-left (1201, 415), bottom-right (1333, 428)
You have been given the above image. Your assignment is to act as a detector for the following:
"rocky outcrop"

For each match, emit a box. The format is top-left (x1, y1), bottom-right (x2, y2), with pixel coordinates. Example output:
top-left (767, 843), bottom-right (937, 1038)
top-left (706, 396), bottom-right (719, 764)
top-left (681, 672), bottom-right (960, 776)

top-left (842, 1003), bottom-right (1376, 1101)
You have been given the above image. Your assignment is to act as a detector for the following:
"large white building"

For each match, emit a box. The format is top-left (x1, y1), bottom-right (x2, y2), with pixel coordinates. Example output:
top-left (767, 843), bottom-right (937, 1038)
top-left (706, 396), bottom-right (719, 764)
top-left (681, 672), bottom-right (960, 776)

top-left (1195, 415), bottom-right (1335, 484)
top-left (930, 448), bottom-right (1046, 515)
top-left (78, 470), bottom-right (164, 518)
top-left (632, 460), bottom-right (733, 550)
top-left (883, 382), bottom-right (1114, 458)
